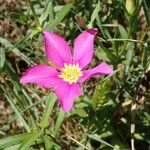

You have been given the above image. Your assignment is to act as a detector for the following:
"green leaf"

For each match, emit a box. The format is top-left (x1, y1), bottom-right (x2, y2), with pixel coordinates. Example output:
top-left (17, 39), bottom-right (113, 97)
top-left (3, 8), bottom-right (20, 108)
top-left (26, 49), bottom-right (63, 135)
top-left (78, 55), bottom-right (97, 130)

top-left (123, 42), bottom-right (134, 79)
top-left (142, 46), bottom-right (149, 69)
top-left (28, 0), bottom-right (41, 28)
top-left (22, 95), bottom-right (47, 112)
top-left (8, 12), bottom-right (28, 25)
top-left (0, 86), bottom-right (31, 132)
top-left (88, 134), bottom-right (114, 148)
top-left (40, 93), bottom-right (57, 129)
top-left (44, 136), bottom-right (54, 150)
top-left (5, 94), bottom-right (31, 132)
top-left (72, 108), bottom-right (88, 117)
top-left (95, 47), bottom-right (110, 61)
top-left (0, 37), bottom-right (34, 65)
top-left (88, 1), bottom-right (100, 28)
top-left (0, 48), bottom-right (5, 68)
top-left (10, 34), bottom-right (32, 53)
top-left (0, 133), bottom-right (33, 149)
top-left (4, 144), bottom-right (20, 150)
top-left (118, 25), bottom-right (128, 38)
top-left (143, 0), bottom-right (150, 27)
top-left (44, 3), bottom-right (73, 31)
top-left (39, 0), bottom-right (53, 25)
top-left (18, 132), bottom-right (40, 150)
top-left (54, 109), bottom-right (65, 134)
top-left (29, 29), bottom-right (39, 40)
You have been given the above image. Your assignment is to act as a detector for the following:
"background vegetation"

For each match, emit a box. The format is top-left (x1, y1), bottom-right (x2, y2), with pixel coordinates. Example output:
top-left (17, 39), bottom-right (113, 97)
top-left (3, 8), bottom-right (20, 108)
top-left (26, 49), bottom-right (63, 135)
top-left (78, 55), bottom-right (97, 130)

top-left (0, 0), bottom-right (150, 149)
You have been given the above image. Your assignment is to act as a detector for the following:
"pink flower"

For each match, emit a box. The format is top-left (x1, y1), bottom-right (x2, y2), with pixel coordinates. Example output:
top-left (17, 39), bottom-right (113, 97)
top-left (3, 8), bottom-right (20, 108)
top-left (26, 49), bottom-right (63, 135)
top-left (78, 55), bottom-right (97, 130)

top-left (20, 29), bottom-right (113, 112)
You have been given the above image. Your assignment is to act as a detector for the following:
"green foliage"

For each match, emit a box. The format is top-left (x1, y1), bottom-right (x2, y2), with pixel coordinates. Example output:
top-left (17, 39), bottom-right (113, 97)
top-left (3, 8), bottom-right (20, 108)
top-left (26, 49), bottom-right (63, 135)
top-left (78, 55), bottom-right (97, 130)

top-left (40, 93), bottom-right (56, 129)
top-left (143, 0), bottom-right (150, 26)
top-left (44, 3), bottom-right (73, 31)
top-left (0, 48), bottom-right (5, 69)
top-left (92, 79), bottom-right (112, 109)
top-left (18, 132), bottom-right (40, 150)
top-left (0, 0), bottom-right (149, 149)
top-left (0, 133), bottom-right (36, 149)
top-left (88, 134), bottom-right (114, 149)
top-left (0, 37), bottom-right (34, 65)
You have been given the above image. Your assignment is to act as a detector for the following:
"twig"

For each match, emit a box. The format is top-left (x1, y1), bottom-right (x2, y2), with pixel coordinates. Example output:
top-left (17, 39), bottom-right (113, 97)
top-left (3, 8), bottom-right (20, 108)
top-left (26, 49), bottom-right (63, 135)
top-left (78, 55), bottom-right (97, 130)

top-left (131, 102), bottom-right (137, 150)
top-left (66, 134), bottom-right (90, 150)
top-left (107, 38), bottom-right (148, 47)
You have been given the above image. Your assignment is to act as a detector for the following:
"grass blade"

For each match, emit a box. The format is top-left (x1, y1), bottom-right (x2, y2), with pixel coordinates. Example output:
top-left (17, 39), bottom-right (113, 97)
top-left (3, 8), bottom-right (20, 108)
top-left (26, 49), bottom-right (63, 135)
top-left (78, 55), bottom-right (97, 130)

top-left (0, 48), bottom-right (5, 68)
top-left (88, 134), bottom-right (114, 148)
top-left (54, 109), bottom-right (65, 134)
top-left (18, 132), bottom-right (40, 150)
top-left (44, 135), bottom-right (54, 150)
top-left (88, 1), bottom-right (100, 28)
top-left (143, 0), bottom-right (150, 26)
top-left (0, 86), bottom-right (31, 132)
top-left (0, 133), bottom-right (33, 149)
top-left (0, 36), bottom-right (34, 65)
top-left (40, 93), bottom-right (57, 129)
top-left (44, 3), bottom-right (73, 31)
top-left (39, 0), bottom-right (53, 24)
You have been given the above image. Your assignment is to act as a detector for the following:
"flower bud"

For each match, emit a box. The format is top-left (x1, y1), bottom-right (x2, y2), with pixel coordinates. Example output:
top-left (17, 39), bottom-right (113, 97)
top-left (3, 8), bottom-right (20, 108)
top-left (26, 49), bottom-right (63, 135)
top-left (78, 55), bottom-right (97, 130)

top-left (125, 0), bottom-right (136, 15)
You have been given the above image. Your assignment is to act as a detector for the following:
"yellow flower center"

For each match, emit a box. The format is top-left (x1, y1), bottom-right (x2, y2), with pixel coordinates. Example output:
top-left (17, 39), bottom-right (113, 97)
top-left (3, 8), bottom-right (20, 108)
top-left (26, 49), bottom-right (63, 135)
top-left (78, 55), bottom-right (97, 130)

top-left (58, 63), bottom-right (83, 84)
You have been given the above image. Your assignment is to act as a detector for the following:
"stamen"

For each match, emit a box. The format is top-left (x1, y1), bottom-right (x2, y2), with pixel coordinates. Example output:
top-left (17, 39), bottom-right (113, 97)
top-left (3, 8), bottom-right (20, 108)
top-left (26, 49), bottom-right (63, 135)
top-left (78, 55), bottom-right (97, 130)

top-left (58, 63), bottom-right (83, 84)
top-left (48, 61), bottom-right (62, 71)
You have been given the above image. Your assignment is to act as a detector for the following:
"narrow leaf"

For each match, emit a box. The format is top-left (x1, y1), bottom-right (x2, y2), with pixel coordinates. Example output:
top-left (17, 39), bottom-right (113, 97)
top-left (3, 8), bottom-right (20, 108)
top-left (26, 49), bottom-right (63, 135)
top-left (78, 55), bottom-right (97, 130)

top-left (0, 86), bottom-right (31, 132)
top-left (0, 37), bottom-right (34, 65)
top-left (143, 0), bottom-right (150, 27)
top-left (54, 109), bottom-right (65, 134)
top-left (39, 0), bottom-right (53, 24)
top-left (40, 93), bottom-right (56, 129)
top-left (44, 136), bottom-right (53, 150)
top-left (18, 132), bottom-right (40, 150)
top-left (0, 133), bottom-right (33, 149)
top-left (44, 3), bottom-right (73, 31)
top-left (88, 134), bottom-right (114, 148)
top-left (88, 1), bottom-right (100, 28)
top-left (0, 48), bottom-right (5, 68)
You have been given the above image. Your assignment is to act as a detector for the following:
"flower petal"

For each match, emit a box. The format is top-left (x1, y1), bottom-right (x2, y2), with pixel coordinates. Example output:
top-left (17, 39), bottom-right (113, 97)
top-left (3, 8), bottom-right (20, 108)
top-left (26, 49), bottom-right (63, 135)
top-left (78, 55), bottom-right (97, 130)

top-left (20, 64), bottom-right (61, 88)
top-left (79, 62), bottom-right (113, 82)
top-left (42, 31), bottom-right (72, 68)
top-left (55, 82), bottom-right (82, 112)
top-left (73, 28), bottom-right (97, 69)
